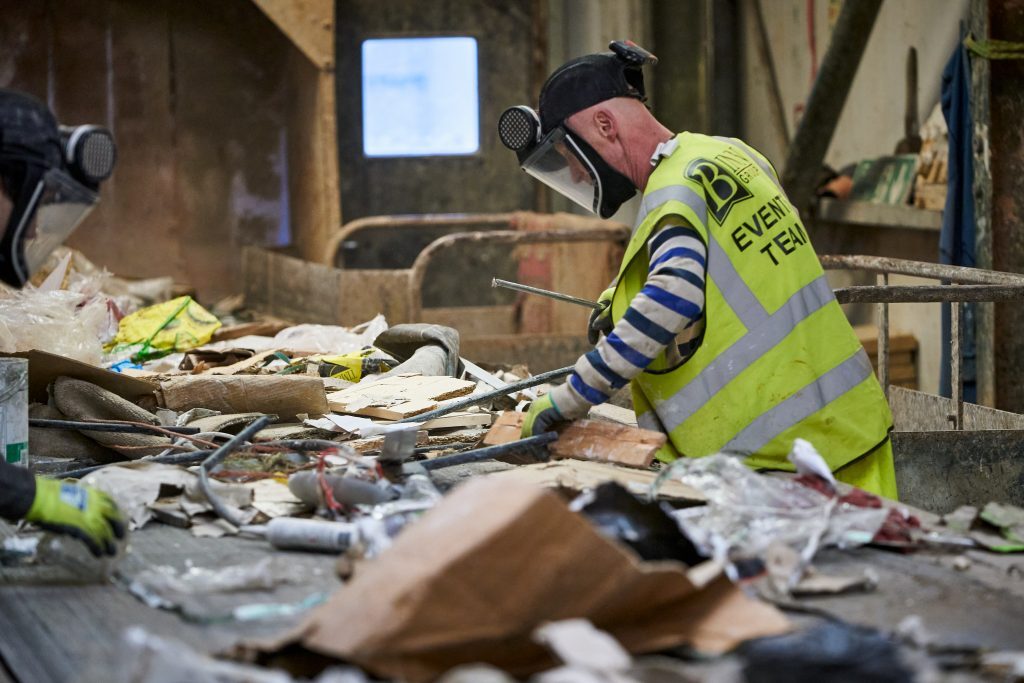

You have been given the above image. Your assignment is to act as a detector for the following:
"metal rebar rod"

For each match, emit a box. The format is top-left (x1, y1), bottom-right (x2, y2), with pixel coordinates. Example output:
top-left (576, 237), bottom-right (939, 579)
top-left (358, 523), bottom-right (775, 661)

top-left (56, 448), bottom-right (219, 479)
top-left (420, 432), bottom-right (558, 471)
top-left (198, 416), bottom-right (273, 526)
top-left (878, 273), bottom-right (890, 398)
top-left (29, 418), bottom-right (200, 435)
top-left (834, 285), bottom-right (1024, 304)
top-left (492, 278), bottom-right (601, 310)
top-left (397, 366), bottom-right (574, 424)
top-left (951, 297), bottom-right (963, 431)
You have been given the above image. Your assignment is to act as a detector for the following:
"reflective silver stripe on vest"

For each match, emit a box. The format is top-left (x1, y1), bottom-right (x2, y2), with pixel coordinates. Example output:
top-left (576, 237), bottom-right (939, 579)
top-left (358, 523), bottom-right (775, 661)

top-left (713, 136), bottom-right (783, 192)
top-left (633, 183), bottom-right (709, 232)
top-left (707, 233), bottom-right (768, 327)
top-left (635, 183), bottom-right (769, 328)
top-left (637, 410), bottom-right (664, 433)
top-left (654, 274), bottom-right (836, 432)
top-left (721, 348), bottom-right (875, 456)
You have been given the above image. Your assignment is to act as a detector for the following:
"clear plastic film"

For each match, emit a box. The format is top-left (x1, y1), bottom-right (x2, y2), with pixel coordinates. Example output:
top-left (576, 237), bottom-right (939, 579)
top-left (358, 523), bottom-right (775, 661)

top-left (652, 452), bottom-right (888, 583)
top-left (0, 287), bottom-right (107, 363)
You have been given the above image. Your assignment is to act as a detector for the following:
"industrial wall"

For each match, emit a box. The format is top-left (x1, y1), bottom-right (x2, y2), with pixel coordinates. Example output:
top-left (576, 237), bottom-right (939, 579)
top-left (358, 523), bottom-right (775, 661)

top-left (0, 0), bottom-right (295, 302)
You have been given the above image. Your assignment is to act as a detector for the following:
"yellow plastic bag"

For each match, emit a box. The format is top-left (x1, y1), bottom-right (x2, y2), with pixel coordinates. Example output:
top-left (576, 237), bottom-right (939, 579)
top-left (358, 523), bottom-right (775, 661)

top-left (319, 347), bottom-right (393, 382)
top-left (107, 296), bottom-right (221, 359)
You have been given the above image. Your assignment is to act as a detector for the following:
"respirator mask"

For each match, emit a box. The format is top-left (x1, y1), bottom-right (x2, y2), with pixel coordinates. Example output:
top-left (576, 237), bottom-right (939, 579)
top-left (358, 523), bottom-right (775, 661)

top-left (0, 89), bottom-right (116, 287)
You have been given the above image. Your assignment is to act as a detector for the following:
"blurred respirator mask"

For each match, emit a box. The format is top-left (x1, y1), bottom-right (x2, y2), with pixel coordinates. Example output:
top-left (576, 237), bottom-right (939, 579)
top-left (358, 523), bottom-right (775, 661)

top-left (0, 89), bottom-right (116, 287)
top-left (498, 40), bottom-right (657, 219)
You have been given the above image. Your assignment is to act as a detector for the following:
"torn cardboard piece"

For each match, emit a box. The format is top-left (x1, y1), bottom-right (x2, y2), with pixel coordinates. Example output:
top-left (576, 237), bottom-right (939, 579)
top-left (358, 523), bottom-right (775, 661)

top-left (326, 374), bottom-right (475, 419)
top-left (158, 375), bottom-right (328, 420)
top-left (491, 459), bottom-right (705, 503)
top-left (276, 477), bottom-right (785, 681)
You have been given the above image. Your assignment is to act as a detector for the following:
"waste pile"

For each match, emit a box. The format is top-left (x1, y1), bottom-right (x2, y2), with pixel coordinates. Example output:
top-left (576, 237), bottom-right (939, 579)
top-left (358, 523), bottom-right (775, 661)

top-left (2, 249), bottom-right (1024, 683)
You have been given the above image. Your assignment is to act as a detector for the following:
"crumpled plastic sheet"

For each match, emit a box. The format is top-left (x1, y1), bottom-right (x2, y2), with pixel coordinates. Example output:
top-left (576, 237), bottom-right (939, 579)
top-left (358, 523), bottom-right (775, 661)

top-left (271, 315), bottom-right (388, 354)
top-left (352, 474), bottom-right (443, 559)
top-left (652, 452), bottom-right (888, 585)
top-left (127, 556), bottom-right (308, 610)
top-left (0, 288), bottom-right (108, 363)
top-left (102, 626), bottom-right (370, 683)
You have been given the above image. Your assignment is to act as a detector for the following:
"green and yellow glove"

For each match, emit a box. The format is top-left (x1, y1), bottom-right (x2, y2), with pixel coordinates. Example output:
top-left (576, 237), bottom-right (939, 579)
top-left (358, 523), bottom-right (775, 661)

top-left (588, 287), bottom-right (615, 344)
top-left (521, 382), bottom-right (594, 438)
top-left (26, 478), bottom-right (126, 557)
top-left (521, 392), bottom-right (567, 438)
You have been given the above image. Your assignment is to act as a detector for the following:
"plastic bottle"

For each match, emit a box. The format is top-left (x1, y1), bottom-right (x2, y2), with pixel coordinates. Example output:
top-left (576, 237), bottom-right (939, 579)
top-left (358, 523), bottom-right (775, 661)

top-left (242, 518), bottom-right (354, 553)
top-left (0, 358), bottom-right (28, 467)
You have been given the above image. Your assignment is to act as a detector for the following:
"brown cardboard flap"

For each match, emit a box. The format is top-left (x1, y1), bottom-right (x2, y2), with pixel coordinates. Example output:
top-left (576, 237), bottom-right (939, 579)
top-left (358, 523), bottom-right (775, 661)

top-left (290, 477), bottom-right (789, 681)
top-left (4, 350), bottom-right (157, 404)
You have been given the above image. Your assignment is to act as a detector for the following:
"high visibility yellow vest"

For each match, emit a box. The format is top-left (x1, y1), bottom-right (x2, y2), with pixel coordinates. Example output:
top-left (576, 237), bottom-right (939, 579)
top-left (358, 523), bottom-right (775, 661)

top-left (612, 133), bottom-right (892, 470)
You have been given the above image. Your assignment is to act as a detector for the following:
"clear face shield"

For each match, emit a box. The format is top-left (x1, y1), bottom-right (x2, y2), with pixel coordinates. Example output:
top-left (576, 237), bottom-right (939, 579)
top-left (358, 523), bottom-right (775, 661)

top-left (519, 127), bottom-right (602, 214)
top-left (8, 168), bottom-right (97, 283)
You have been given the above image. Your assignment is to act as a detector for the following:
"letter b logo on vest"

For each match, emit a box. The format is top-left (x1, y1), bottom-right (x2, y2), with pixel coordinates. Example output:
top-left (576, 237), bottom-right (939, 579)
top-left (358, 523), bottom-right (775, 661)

top-left (685, 158), bottom-right (752, 225)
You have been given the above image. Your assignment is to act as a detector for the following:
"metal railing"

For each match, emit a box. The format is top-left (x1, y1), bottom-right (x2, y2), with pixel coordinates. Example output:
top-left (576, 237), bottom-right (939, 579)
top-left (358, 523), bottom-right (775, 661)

top-left (821, 254), bottom-right (1024, 429)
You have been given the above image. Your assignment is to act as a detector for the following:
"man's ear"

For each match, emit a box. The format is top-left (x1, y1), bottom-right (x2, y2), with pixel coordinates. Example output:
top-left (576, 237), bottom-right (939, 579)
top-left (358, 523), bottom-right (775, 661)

top-left (593, 108), bottom-right (617, 142)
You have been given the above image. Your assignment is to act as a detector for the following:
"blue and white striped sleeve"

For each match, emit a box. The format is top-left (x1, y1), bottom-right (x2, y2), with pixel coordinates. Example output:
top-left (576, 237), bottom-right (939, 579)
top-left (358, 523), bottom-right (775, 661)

top-left (551, 219), bottom-right (708, 416)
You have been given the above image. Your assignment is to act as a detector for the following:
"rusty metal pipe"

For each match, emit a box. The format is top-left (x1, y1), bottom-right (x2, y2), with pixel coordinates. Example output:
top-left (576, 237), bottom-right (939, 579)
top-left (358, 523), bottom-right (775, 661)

top-left (821, 254), bottom-right (1024, 286)
top-left (834, 284), bottom-right (1024, 304)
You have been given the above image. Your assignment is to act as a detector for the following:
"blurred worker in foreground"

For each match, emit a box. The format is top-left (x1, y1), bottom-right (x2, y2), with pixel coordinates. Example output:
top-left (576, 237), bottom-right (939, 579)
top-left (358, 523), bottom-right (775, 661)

top-left (0, 88), bottom-right (125, 555)
top-left (500, 42), bottom-right (896, 498)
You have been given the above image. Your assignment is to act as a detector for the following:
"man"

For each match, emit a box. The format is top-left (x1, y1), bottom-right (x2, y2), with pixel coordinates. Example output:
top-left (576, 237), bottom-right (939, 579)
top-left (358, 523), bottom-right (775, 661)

top-left (499, 42), bottom-right (896, 498)
top-left (0, 88), bottom-right (125, 555)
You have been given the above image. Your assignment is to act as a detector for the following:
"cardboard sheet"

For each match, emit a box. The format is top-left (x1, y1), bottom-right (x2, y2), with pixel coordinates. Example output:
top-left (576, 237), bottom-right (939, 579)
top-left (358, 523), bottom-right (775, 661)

top-left (285, 478), bottom-right (786, 681)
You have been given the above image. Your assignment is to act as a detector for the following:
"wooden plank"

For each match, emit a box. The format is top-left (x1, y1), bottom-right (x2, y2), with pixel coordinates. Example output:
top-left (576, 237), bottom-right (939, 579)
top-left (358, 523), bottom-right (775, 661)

top-left (890, 386), bottom-right (1024, 432)
top-left (287, 55), bottom-right (342, 263)
top-left (251, 0), bottom-right (334, 68)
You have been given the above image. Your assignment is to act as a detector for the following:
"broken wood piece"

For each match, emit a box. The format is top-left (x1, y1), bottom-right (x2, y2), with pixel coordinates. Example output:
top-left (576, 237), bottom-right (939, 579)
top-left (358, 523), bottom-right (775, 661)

top-left (483, 412), bottom-right (665, 469)
top-left (552, 419), bottom-right (665, 469)
top-left (327, 374), bottom-right (476, 419)
top-left (483, 411), bottom-right (525, 446)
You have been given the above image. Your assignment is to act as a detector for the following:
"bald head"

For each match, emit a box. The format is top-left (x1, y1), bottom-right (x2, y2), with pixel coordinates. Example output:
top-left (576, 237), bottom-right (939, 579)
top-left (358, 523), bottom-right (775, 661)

top-left (565, 97), bottom-right (673, 190)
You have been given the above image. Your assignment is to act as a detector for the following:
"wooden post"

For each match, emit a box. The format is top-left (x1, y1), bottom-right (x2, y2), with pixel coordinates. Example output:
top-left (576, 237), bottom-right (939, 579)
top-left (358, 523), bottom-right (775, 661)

top-left (251, 0), bottom-right (342, 263)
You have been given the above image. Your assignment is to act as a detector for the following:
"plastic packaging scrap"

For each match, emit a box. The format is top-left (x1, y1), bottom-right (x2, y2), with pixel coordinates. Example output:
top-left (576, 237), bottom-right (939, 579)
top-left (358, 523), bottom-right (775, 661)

top-left (102, 626), bottom-right (369, 683)
top-left (350, 475), bottom-right (444, 559)
top-left (319, 347), bottom-right (397, 382)
top-left (570, 482), bottom-right (706, 566)
top-left (652, 450), bottom-right (889, 584)
top-left (106, 295), bottom-right (221, 361)
top-left (737, 621), bottom-right (915, 683)
top-left (129, 556), bottom-right (304, 607)
top-left (0, 287), bottom-right (108, 364)
top-left (271, 315), bottom-right (388, 354)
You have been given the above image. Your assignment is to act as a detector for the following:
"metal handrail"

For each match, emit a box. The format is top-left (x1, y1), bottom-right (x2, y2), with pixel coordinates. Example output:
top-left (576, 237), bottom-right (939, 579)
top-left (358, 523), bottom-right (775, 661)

top-left (821, 254), bottom-right (1024, 430)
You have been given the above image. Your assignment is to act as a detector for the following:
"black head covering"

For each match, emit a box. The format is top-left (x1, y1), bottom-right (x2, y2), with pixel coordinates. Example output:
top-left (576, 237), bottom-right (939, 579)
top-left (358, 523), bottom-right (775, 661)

top-left (539, 51), bottom-right (648, 134)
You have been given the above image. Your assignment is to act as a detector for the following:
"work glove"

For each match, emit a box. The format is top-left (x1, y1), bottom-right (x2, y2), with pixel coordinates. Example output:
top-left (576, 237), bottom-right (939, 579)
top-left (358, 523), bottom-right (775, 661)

top-left (588, 287), bottom-right (615, 345)
top-left (26, 478), bottom-right (126, 557)
top-left (521, 382), bottom-right (592, 438)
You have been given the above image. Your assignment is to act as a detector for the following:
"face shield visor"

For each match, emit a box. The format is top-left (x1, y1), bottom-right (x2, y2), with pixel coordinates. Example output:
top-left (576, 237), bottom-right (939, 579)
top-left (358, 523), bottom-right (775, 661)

top-left (520, 126), bottom-right (602, 214)
top-left (499, 104), bottom-right (637, 219)
top-left (6, 168), bottom-right (97, 285)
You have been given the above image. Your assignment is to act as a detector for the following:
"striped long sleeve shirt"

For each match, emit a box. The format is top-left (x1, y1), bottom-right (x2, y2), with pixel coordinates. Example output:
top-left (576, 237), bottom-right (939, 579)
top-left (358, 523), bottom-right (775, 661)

top-left (552, 218), bottom-right (708, 416)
